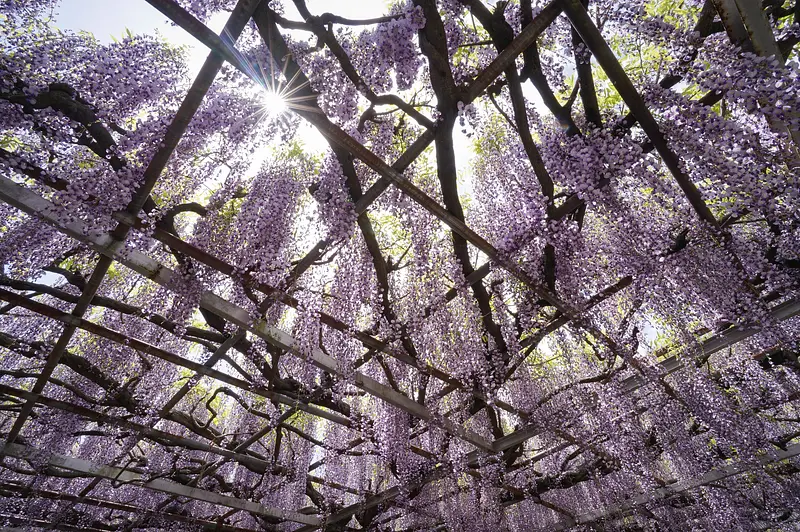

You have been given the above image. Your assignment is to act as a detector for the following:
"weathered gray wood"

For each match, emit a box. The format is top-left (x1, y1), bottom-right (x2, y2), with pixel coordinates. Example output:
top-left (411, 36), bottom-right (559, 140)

top-left (0, 383), bottom-right (272, 473)
top-left (548, 442), bottom-right (800, 529)
top-left (731, 0), bottom-right (800, 151)
top-left (0, 482), bottom-right (259, 531)
top-left (619, 297), bottom-right (800, 394)
top-left (0, 442), bottom-right (320, 526)
top-left (711, 0), bottom-right (751, 47)
top-left (4, 0), bottom-right (262, 445)
top-left (0, 287), bottom-right (351, 428)
top-left (0, 176), bottom-right (493, 452)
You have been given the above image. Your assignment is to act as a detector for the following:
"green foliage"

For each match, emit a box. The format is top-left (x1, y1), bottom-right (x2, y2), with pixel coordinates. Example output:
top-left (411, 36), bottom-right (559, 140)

top-left (0, 134), bottom-right (23, 152)
top-left (645, 0), bottom-right (704, 30)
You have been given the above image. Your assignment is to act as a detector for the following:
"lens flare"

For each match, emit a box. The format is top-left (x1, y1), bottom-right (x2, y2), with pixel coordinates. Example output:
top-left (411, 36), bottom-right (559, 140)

top-left (261, 89), bottom-right (287, 117)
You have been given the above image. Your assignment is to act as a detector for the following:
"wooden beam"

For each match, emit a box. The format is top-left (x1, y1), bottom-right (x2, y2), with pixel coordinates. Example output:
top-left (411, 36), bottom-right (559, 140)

top-left (146, 0), bottom-right (561, 213)
top-left (0, 176), bottom-right (493, 452)
top-left (3, 0), bottom-right (261, 444)
top-left (619, 297), bottom-right (800, 394)
top-left (546, 441), bottom-right (800, 529)
top-left (151, 0), bottom-right (578, 320)
top-left (0, 482), bottom-right (259, 532)
top-left (0, 288), bottom-right (352, 428)
top-left (731, 0), bottom-right (800, 152)
top-left (0, 443), bottom-right (320, 526)
top-left (0, 383), bottom-right (272, 473)
top-left (562, 0), bottom-right (720, 229)
top-left (159, 329), bottom-right (247, 414)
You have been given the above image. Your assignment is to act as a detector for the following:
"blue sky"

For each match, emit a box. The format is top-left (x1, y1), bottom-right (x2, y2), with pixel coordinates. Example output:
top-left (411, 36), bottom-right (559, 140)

top-left (53, 0), bottom-right (209, 42)
top-left (53, 1), bottom-right (392, 79)
top-left (53, 0), bottom-right (391, 41)
top-left (53, 0), bottom-right (229, 79)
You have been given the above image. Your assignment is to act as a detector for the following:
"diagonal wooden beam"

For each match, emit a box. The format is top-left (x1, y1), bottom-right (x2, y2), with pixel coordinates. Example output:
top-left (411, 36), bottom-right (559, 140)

top-left (544, 441), bottom-right (800, 530)
top-left (711, 0), bottom-right (752, 48)
top-left (562, 0), bottom-right (720, 229)
top-left (730, 0), bottom-right (800, 152)
top-left (0, 482), bottom-right (259, 532)
top-left (0, 383), bottom-right (272, 473)
top-left (0, 176), bottom-right (493, 452)
top-left (146, 0), bottom-right (561, 215)
top-left (159, 329), bottom-right (247, 415)
top-left (0, 442), bottom-right (320, 526)
top-left (4, 256), bottom-right (112, 444)
top-left (251, 4), bottom-right (574, 314)
top-left (292, 294), bottom-right (800, 530)
top-left (3, 0), bottom-right (261, 445)
top-left (618, 296), bottom-right (800, 394)
top-left (0, 288), bottom-right (351, 428)
top-left (0, 516), bottom-right (110, 532)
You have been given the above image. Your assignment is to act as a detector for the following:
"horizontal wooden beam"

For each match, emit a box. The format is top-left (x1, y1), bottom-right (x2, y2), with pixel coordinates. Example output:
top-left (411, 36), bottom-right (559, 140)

top-left (0, 176), bottom-right (493, 452)
top-left (0, 481), bottom-right (258, 532)
top-left (0, 288), bottom-right (352, 428)
top-left (0, 442), bottom-right (320, 526)
top-left (546, 441), bottom-right (800, 530)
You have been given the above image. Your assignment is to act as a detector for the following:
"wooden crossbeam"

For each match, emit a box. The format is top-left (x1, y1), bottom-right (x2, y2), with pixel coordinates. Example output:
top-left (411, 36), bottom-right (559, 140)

top-left (730, 0), bottom-right (800, 152)
top-left (544, 441), bottom-right (800, 530)
top-left (562, 0), bottom-right (720, 229)
top-left (0, 481), bottom-right (258, 531)
top-left (159, 329), bottom-right (247, 414)
top-left (292, 295), bottom-right (800, 529)
top-left (150, 0), bottom-right (576, 316)
top-left (0, 176), bottom-right (493, 452)
top-left (491, 295), bottom-right (800, 453)
top-left (0, 442), bottom-right (320, 526)
top-left (0, 383), bottom-right (272, 473)
top-left (0, 288), bottom-right (352, 428)
top-left (4, 0), bottom-right (261, 445)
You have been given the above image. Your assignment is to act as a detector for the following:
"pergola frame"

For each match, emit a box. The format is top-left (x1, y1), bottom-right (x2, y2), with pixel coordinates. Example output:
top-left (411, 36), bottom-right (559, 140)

top-left (0, 0), bottom-right (797, 529)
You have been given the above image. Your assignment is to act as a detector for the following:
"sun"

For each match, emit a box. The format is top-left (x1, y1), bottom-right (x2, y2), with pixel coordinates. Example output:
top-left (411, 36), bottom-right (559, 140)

top-left (261, 89), bottom-right (287, 117)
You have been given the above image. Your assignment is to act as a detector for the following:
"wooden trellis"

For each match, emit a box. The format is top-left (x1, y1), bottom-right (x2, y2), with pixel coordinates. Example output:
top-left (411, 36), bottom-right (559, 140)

top-left (0, 0), bottom-right (798, 530)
